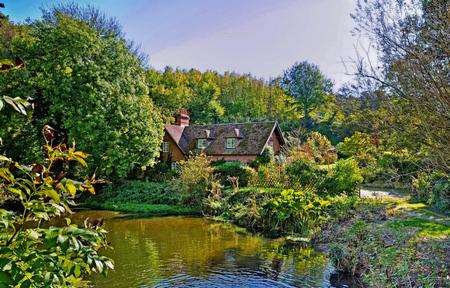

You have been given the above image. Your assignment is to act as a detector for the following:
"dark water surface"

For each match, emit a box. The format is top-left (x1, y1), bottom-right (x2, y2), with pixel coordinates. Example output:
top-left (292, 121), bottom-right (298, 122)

top-left (70, 211), bottom-right (337, 288)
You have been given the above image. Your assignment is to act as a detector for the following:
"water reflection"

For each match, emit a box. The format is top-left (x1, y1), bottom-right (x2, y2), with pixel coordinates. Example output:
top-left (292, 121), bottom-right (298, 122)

top-left (69, 211), bottom-right (330, 287)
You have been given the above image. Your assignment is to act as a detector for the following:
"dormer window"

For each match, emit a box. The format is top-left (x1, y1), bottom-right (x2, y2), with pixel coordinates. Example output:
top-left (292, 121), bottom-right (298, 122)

top-left (197, 138), bottom-right (208, 149)
top-left (226, 138), bottom-right (237, 149)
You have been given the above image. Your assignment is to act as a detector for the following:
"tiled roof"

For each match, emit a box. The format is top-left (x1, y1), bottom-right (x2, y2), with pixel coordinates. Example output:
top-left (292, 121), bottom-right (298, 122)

top-left (165, 121), bottom-right (283, 156)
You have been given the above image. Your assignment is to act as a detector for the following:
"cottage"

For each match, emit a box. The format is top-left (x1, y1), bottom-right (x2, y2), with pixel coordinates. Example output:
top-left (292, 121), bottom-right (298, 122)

top-left (161, 110), bottom-right (285, 164)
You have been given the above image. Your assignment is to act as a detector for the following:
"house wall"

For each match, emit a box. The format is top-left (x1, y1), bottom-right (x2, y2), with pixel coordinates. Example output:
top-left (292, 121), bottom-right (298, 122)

top-left (161, 132), bottom-right (185, 162)
top-left (267, 132), bottom-right (282, 155)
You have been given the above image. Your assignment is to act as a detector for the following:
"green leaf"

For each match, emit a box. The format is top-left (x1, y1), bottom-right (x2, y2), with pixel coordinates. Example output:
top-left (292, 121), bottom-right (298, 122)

top-left (28, 230), bottom-right (41, 240)
top-left (2, 263), bottom-right (11, 272)
top-left (74, 264), bottom-right (81, 277)
top-left (42, 189), bottom-right (60, 203)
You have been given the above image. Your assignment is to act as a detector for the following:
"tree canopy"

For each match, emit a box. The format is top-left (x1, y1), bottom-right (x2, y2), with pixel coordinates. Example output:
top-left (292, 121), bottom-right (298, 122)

top-left (146, 68), bottom-right (298, 124)
top-left (281, 61), bottom-right (333, 129)
top-left (0, 13), bottom-right (164, 179)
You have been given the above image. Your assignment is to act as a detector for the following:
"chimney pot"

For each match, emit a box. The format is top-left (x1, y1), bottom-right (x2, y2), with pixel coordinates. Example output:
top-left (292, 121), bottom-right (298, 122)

top-left (175, 109), bottom-right (190, 126)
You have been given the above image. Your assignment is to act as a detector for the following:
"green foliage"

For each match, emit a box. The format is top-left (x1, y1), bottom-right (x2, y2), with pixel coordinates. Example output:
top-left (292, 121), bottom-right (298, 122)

top-left (0, 144), bottom-right (113, 287)
top-left (0, 13), bottom-right (164, 179)
top-left (171, 154), bottom-right (219, 206)
top-left (146, 68), bottom-right (297, 124)
top-left (281, 61), bottom-right (333, 128)
top-left (261, 188), bottom-right (328, 237)
top-left (88, 181), bottom-right (183, 206)
top-left (212, 161), bottom-right (254, 187)
top-left (205, 186), bottom-right (360, 238)
top-left (285, 159), bottom-right (325, 189)
top-left (412, 171), bottom-right (449, 212)
top-left (84, 181), bottom-right (200, 215)
top-left (249, 162), bottom-right (289, 189)
top-left (286, 132), bottom-right (337, 165)
top-left (329, 218), bottom-right (449, 287)
top-left (337, 132), bottom-right (375, 163)
top-left (252, 146), bottom-right (275, 167)
top-left (321, 158), bottom-right (363, 196)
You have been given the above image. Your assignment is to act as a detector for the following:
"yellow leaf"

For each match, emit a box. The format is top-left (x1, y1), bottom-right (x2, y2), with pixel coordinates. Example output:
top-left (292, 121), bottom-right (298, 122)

top-left (66, 180), bottom-right (77, 196)
top-left (43, 189), bottom-right (60, 203)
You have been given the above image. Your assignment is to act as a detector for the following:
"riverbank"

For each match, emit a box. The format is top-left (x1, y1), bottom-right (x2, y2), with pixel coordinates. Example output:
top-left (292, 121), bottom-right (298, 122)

top-left (83, 181), bottom-right (202, 216)
top-left (84, 202), bottom-right (200, 216)
top-left (315, 192), bottom-right (449, 287)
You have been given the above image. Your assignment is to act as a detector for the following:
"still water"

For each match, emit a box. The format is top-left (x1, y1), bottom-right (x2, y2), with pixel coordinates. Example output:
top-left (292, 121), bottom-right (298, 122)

top-left (70, 211), bottom-right (336, 288)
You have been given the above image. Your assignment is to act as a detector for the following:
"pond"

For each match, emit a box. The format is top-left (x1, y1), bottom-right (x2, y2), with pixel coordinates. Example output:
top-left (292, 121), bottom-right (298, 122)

top-left (69, 211), bottom-right (341, 288)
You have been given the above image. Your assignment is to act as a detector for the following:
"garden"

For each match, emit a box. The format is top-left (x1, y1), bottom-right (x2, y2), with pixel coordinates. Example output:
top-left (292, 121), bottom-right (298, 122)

top-left (0, 1), bottom-right (448, 287)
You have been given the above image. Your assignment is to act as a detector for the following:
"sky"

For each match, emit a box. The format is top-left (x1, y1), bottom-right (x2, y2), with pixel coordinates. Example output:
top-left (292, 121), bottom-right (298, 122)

top-left (3, 0), bottom-right (364, 88)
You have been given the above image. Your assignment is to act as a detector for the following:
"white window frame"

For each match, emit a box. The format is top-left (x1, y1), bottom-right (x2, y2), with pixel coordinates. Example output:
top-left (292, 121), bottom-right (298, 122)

top-left (226, 138), bottom-right (237, 149)
top-left (197, 138), bottom-right (208, 149)
top-left (162, 141), bottom-right (169, 153)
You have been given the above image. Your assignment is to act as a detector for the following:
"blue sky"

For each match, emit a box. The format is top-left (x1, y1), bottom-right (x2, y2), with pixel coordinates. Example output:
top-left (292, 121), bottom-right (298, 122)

top-left (3, 0), bottom-right (362, 87)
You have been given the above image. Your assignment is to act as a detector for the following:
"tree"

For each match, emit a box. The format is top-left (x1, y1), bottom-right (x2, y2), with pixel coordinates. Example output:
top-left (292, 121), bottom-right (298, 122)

top-left (0, 57), bottom-right (113, 285)
top-left (146, 68), bottom-right (297, 125)
top-left (0, 13), bottom-right (164, 179)
top-left (350, 0), bottom-right (449, 172)
top-left (281, 61), bottom-right (333, 129)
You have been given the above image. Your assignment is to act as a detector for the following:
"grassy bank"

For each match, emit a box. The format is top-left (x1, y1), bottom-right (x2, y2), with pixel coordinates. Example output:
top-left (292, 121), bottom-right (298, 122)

top-left (83, 181), bottom-right (201, 216)
top-left (316, 196), bottom-right (449, 287)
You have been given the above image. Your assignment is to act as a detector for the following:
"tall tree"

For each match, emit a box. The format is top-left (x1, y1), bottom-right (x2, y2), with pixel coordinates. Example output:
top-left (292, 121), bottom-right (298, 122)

top-left (281, 61), bottom-right (333, 129)
top-left (0, 12), bottom-right (164, 179)
top-left (351, 0), bottom-right (450, 172)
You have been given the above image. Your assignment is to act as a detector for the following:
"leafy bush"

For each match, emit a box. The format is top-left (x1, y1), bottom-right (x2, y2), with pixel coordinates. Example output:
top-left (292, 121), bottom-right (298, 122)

top-left (412, 171), bottom-right (449, 212)
top-left (89, 181), bottom-right (183, 206)
top-left (0, 13), bottom-right (164, 179)
top-left (287, 132), bottom-right (337, 165)
top-left (337, 132), bottom-right (375, 162)
top-left (249, 162), bottom-right (289, 188)
top-left (252, 146), bottom-right (275, 167)
top-left (374, 150), bottom-right (421, 185)
top-left (206, 186), bottom-right (359, 238)
top-left (213, 161), bottom-right (254, 187)
top-left (0, 144), bottom-right (113, 287)
top-left (261, 188), bottom-right (328, 237)
top-left (285, 159), bottom-right (326, 189)
top-left (84, 181), bottom-right (200, 215)
top-left (171, 153), bottom-right (219, 206)
top-left (321, 158), bottom-right (363, 196)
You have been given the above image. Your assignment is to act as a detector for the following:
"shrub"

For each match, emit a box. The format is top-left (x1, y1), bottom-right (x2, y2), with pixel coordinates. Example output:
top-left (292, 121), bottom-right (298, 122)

top-left (329, 219), bottom-right (449, 287)
top-left (0, 144), bottom-right (113, 286)
top-left (412, 171), bottom-right (449, 212)
top-left (252, 146), bottom-right (275, 167)
top-left (90, 181), bottom-right (183, 206)
top-left (287, 132), bottom-right (337, 165)
top-left (213, 161), bottom-right (254, 187)
top-left (337, 132), bottom-right (375, 163)
top-left (171, 153), bottom-right (219, 206)
top-left (249, 162), bottom-right (289, 188)
top-left (321, 158), bottom-right (363, 196)
top-left (285, 159), bottom-right (326, 189)
top-left (375, 150), bottom-right (421, 185)
top-left (261, 187), bottom-right (328, 237)
top-left (142, 161), bottom-right (179, 182)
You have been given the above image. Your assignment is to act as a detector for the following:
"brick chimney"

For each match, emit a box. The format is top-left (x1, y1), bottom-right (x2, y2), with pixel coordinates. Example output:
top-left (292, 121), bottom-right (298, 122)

top-left (175, 109), bottom-right (190, 126)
